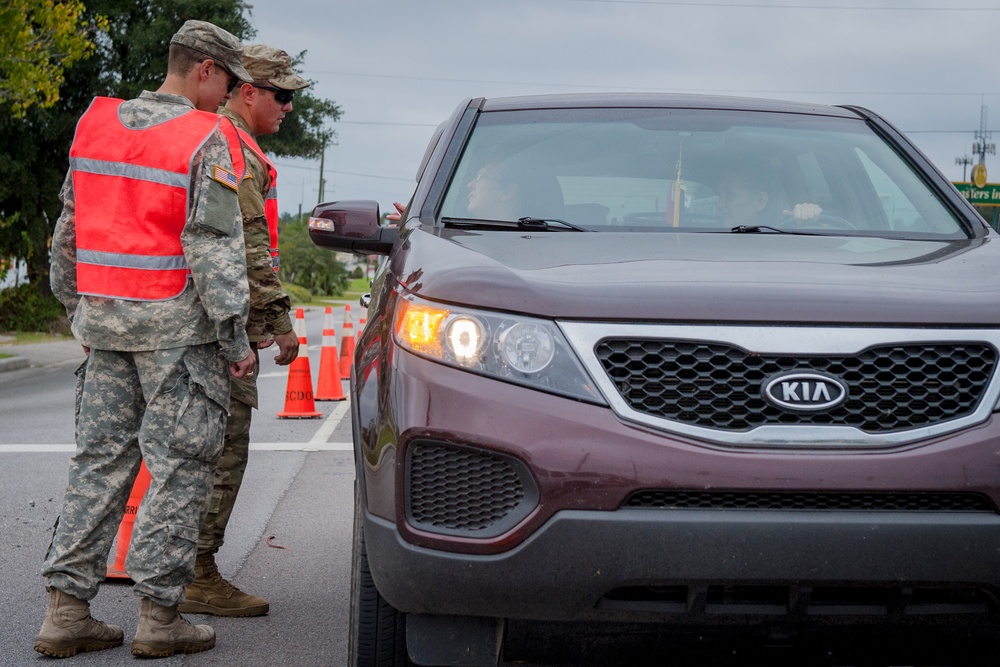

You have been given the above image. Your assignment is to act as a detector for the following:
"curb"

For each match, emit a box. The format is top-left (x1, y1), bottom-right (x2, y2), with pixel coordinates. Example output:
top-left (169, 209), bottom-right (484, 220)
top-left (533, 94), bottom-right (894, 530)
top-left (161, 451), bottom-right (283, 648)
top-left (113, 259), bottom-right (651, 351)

top-left (0, 337), bottom-right (85, 373)
top-left (0, 355), bottom-right (30, 372)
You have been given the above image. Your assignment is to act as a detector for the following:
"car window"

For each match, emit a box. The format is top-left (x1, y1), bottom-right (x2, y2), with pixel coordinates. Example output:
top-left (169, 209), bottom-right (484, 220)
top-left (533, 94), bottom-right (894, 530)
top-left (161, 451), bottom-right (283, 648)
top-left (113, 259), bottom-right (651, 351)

top-left (438, 108), bottom-right (968, 238)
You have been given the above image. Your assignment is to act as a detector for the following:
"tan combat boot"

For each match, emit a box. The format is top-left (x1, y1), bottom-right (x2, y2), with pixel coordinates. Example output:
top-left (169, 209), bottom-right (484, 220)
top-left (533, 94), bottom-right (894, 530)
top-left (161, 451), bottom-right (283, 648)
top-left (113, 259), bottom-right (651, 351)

top-left (178, 553), bottom-right (269, 617)
top-left (131, 597), bottom-right (215, 658)
top-left (34, 586), bottom-right (124, 657)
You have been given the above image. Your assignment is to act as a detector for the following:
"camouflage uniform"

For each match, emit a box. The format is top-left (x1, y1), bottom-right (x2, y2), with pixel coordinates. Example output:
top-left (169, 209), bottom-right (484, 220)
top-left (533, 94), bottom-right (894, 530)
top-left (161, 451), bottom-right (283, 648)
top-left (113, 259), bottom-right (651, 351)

top-left (198, 106), bottom-right (294, 556)
top-left (43, 91), bottom-right (252, 608)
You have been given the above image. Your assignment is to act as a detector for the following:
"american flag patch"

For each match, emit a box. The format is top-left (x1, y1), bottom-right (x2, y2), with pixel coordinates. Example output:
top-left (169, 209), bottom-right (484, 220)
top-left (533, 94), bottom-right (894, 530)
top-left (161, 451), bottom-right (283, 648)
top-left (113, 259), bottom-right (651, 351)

top-left (212, 165), bottom-right (240, 192)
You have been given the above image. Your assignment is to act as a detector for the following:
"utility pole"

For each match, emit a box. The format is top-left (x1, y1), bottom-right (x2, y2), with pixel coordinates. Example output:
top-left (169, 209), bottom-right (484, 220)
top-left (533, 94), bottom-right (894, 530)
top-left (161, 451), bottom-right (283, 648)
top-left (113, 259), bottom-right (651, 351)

top-left (970, 103), bottom-right (995, 188)
top-left (317, 136), bottom-right (326, 203)
top-left (973, 104), bottom-right (995, 166)
top-left (956, 155), bottom-right (973, 181)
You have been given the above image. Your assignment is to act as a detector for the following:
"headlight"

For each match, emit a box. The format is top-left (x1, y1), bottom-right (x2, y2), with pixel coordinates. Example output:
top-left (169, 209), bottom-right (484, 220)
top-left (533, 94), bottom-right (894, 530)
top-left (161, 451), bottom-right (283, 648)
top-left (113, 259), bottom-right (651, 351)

top-left (393, 294), bottom-right (604, 404)
top-left (498, 322), bottom-right (554, 373)
top-left (446, 316), bottom-right (485, 363)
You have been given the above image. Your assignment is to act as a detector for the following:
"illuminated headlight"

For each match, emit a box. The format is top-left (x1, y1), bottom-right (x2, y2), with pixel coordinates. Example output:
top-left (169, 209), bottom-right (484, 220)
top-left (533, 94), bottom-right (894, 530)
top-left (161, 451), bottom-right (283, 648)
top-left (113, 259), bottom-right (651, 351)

top-left (446, 316), bottom-right (485, 364)
top-left (393, 294), bottom-right (604, 404)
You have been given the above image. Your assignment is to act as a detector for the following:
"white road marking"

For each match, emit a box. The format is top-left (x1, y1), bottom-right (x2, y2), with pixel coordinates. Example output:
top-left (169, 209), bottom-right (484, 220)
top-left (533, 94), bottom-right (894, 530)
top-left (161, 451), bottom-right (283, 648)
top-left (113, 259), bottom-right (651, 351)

top-left (1, 397), bottom-right (354, 453)
top-left (0, 442), bottom-right (353, 453)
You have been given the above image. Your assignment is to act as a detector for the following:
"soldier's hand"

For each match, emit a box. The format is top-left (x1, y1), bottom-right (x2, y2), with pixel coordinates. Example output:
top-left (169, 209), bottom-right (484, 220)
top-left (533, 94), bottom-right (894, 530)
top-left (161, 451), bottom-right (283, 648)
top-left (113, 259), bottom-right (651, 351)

top-left (230, 351), bottom-right (256, 378)
top-left (272, 330), bottom-right (299, 366)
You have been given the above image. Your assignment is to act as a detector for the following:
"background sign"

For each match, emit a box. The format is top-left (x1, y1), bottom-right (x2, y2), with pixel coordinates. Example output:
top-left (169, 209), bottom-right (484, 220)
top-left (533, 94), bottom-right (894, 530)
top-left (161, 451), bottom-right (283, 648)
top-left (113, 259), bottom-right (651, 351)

top-left (954, 182), bottom-right (1000, 205)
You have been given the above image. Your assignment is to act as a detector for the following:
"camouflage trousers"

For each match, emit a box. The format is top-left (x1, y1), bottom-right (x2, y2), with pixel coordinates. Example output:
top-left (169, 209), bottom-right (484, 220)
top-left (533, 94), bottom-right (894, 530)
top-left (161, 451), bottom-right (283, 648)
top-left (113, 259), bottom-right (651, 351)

top-left (197, 345), bottom-right (258, 555)
top-left (197, 392), bottom-right (253, 555)
top-left (41, 343), bottom-right (230, 607)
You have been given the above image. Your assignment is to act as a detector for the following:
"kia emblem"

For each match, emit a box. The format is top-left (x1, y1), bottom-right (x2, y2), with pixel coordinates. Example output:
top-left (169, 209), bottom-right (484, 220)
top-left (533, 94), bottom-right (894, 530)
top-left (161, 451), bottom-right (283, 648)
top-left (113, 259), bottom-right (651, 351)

top-left (763, 372), bottom-right (847, 412)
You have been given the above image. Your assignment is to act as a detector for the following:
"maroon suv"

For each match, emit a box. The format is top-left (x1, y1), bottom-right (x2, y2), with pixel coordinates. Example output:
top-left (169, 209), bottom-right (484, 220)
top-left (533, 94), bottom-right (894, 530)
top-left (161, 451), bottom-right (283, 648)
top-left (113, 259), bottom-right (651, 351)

top-left (310, 93), bottom-right (1000, 666)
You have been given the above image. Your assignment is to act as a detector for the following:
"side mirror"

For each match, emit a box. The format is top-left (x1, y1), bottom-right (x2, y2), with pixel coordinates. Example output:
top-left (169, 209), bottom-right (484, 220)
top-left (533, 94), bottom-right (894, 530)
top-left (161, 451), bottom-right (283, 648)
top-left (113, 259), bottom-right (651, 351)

top-left (308, 200), bottom-right (400, 256)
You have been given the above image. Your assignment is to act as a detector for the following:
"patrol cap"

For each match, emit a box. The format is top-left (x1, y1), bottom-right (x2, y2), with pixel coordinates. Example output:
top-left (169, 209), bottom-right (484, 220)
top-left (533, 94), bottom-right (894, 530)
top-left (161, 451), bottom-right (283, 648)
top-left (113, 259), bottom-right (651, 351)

top-left (170, 20), bottom-right (253, 83)
top-left (242, 44), bottom-right (310, 91)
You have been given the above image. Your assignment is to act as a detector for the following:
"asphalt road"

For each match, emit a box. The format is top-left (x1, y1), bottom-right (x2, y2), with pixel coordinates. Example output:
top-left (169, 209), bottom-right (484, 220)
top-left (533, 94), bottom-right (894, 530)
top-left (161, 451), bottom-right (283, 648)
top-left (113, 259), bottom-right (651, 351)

top-left (1, 307), bottom-right (355, 667)
top-left (4, 310), bottom-right (1000, 666)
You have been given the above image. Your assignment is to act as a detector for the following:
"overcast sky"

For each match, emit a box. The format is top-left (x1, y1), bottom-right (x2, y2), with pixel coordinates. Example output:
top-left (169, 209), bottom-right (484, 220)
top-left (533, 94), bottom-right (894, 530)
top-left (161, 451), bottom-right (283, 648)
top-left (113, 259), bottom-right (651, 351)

top-left (244, 0), bottom-right (1000, 217)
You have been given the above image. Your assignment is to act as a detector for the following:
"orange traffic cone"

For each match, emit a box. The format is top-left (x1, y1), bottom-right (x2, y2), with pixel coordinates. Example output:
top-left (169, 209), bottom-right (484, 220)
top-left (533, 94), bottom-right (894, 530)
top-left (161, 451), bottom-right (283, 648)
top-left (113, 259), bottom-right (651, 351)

top-left (106, 461), bottom-right (151, 579)
top-left (357, 316), bottom-right (366, 342)
top-left (315, 306), bottom-right (345, 401)
top-left (278, 308), bottom-right (322, 418)
top-left (339, 304), bottom-right (356, 380)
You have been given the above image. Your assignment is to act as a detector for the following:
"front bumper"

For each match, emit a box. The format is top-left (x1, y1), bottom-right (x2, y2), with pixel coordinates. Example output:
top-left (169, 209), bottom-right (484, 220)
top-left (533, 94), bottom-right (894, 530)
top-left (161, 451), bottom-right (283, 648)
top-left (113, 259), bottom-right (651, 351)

top-left (366, 506), bottom-right (1000, 621)
top-left (362, 351), bottom-right (1000, 621)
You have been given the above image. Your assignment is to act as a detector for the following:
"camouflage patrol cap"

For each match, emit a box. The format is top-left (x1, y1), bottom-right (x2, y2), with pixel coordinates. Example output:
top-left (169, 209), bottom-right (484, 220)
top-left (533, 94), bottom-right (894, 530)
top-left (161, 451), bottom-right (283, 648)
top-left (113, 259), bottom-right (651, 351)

top-left (242, 44), bottom-right (311, 91)
top-left (170, 20), bottom-right (253, 83)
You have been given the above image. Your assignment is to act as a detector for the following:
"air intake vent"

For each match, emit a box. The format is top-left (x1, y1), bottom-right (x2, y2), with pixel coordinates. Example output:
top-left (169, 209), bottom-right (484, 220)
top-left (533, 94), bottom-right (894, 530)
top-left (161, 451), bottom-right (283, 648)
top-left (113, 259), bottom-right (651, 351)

top-left (406, 441), bottom-right (538, 537)
top-left (623, 490), bottom-right (997, 512)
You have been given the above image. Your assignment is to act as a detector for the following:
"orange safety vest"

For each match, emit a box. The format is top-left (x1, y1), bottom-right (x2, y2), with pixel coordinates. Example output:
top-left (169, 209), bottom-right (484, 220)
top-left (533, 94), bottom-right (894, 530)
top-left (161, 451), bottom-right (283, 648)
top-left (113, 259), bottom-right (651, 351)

top-left (236, 128), bottom-right (280, 272)
top-left (69, 97), bottom-right (246, 300)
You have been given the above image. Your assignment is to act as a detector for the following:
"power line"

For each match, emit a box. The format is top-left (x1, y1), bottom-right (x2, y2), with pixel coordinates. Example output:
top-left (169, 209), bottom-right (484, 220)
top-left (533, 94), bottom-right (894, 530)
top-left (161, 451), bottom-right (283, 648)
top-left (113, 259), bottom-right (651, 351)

top-left (907, 129), bottom-right (1000, 134)
top-left (339, 120), bottom-right (438, 127)
top-left (273, 160), bottom-right (412, 183)
top-left (560, 0), bottom-right (1000, 9)
top-left (307, 69), bottom-right (1000, 100)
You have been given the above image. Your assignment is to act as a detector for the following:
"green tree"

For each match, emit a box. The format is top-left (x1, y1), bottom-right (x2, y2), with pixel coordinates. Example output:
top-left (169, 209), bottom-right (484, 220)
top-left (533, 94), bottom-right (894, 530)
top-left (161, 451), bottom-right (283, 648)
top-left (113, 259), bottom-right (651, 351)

top-left (258, 51), bottom-right (340, 160)
top-left (277, 213), bottom-right (349, 297)
top-left (0, 0), bottom-right (340, 306)
top-left (0, 0), bottom-right (105, 117)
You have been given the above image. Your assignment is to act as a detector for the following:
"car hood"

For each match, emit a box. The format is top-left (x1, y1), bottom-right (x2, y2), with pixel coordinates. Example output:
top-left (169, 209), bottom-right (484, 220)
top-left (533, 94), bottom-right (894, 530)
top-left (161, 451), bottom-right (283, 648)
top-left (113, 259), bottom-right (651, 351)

top-left (392, 228), bottom-right (1000, 325)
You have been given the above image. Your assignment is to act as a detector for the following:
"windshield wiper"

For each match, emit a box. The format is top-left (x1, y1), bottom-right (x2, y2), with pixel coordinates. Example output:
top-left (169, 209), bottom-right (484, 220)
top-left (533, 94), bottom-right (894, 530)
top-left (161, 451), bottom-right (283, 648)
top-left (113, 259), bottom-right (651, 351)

top-left (730, 225), bottom-right (833, 237)
top-left (440, 216), bottom-right (591, 232)
top-left (440, 217), bottom-right (521, 230)
top-left (730, 225), bottom-right (788, 234)
top-left (518, 217), bottom-right (591, 232)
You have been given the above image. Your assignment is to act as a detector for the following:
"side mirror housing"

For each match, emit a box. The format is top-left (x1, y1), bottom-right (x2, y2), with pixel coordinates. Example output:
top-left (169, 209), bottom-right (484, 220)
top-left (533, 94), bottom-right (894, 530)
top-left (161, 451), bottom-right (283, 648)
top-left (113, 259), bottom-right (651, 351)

top-left (308, 200), bottom-right (400, 256)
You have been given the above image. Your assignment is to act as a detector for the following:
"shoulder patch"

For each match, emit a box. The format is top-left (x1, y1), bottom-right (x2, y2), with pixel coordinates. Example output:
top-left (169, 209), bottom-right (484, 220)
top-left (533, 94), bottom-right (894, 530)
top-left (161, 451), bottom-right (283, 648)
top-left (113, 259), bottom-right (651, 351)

top-left (212, 165), bottom-right (240, 191)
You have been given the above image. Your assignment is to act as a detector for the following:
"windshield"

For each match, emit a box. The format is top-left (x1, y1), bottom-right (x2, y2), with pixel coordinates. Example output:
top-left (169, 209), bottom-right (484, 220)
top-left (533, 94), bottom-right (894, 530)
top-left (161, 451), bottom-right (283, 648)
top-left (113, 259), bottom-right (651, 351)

top-left (439, 108), bottom-right (968, 239)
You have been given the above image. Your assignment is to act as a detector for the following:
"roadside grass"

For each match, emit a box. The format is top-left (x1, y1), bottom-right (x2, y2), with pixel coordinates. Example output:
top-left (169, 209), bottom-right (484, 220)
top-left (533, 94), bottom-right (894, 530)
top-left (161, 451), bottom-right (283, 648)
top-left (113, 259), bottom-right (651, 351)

top-left (5, 332), bottom-right (73, 344)
top-left (0, 331), bottom-right (74, 358)
top-left (303, 278), bottom-right (369, 309)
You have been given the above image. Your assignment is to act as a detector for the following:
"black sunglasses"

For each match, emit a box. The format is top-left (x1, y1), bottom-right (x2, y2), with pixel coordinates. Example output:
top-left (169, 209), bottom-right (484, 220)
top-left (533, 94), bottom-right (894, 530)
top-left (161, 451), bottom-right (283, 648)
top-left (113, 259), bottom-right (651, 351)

top-left (221, 69), bottom-right (239, 94)
top-left (253, 85), bottom-right (294, 105)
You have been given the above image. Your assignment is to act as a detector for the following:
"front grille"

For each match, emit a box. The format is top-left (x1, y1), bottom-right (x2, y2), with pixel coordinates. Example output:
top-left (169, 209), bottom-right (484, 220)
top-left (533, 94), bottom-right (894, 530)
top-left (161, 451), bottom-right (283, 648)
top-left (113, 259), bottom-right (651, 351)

top-left (623, 490), bottom-right (997, 512)
top-left (595, 340), bottom-right (996, 433)
top-left (405, 441), bottom-right (537, 537)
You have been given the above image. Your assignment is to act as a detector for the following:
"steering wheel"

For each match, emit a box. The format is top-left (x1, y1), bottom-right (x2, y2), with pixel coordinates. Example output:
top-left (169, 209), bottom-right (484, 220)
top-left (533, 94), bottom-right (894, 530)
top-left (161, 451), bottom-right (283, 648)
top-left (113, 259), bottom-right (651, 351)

top-left (777, 212), bottom-right (857, 231)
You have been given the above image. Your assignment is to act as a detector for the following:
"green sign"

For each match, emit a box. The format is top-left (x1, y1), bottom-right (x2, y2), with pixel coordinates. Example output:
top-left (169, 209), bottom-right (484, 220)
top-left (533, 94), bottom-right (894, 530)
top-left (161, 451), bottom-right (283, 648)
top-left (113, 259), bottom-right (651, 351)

top-left (954, 182), bottom-right (1000, 205)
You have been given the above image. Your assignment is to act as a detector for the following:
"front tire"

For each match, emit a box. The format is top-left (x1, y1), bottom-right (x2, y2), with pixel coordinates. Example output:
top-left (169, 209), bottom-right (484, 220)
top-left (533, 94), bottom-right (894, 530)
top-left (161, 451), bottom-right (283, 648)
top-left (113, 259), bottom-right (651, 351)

top-left (349, 482), bottom-right (412, 667)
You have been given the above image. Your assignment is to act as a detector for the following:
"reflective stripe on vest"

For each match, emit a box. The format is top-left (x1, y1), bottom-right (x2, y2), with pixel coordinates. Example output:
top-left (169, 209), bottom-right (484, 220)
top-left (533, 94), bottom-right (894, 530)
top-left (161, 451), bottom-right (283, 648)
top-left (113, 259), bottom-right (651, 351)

top-left (236, 128), bottom-right (280, 272)
top-left (69, 96), bottom-right (245, 300)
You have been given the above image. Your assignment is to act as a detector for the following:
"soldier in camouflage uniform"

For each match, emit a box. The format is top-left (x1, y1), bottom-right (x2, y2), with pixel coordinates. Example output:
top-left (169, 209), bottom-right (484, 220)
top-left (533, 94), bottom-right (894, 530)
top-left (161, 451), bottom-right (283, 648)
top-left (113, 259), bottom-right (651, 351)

top-left (179, 44), bottom-right (309, 618)
top-left (36, 21), bottom-right (256, 660)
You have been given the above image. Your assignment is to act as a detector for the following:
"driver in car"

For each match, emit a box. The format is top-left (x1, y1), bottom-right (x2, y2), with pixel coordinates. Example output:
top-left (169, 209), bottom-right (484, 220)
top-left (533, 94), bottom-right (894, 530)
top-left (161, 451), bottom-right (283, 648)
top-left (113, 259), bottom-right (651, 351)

top-left (717, 163), bottom-right (822, 229)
